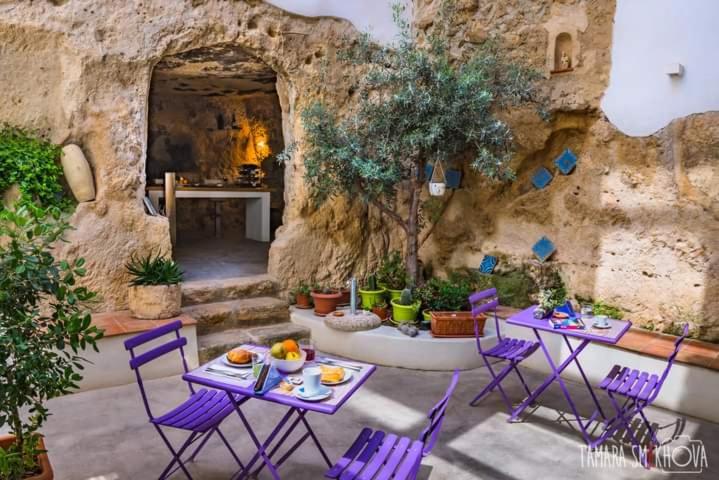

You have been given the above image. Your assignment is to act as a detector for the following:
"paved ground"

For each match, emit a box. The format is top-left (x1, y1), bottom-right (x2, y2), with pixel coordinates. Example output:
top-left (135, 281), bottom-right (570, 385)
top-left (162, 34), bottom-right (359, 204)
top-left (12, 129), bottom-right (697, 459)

top-left (42, 364), bottom-right (717, 479)
top-left (175, 234), bottom-right (269, 281)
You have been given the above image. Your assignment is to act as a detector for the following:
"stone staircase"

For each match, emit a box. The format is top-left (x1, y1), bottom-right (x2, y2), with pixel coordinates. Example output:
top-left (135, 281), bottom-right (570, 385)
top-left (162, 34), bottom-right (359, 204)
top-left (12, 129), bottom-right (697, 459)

top-left (182, 274), bottom-right (310, 363)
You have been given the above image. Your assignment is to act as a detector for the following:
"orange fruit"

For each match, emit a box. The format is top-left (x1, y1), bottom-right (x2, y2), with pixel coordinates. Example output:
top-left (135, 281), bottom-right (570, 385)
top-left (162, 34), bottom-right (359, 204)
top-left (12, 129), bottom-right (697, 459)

top-left (282, 339), bottom-right (299, 354)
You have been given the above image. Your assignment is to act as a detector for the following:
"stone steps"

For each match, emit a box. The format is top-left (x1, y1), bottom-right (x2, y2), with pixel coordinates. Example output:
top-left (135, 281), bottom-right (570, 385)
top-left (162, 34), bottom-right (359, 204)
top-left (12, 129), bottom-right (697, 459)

top-left (198, 323), bottom-right (311, 364)
top-left (182, 274), bottom-right (279, 306)
top-left (184, 296), bottom-right (290, 335)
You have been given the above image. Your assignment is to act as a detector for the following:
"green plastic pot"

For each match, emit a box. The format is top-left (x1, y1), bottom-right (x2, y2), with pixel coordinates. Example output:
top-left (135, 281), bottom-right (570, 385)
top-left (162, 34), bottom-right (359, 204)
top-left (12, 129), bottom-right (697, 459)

top-left (390, 299), bottom-right (421, 324)
top-left (422, 309), bottom-right (432, 323)
top-left (386, 288), bottom-right (404, 301)
top-left (359, 287), bottom-right (387, 310)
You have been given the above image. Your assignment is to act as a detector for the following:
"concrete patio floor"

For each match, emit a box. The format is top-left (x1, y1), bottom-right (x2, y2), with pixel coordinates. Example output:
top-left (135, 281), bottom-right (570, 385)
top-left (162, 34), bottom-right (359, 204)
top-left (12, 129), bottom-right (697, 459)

top-left (42, 363), bottom-right (717, 479)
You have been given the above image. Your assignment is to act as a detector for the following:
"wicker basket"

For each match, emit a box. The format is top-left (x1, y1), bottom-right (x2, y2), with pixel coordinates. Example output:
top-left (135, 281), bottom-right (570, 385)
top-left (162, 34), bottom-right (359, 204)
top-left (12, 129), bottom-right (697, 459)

top-left (430, 311), bottom-right (485, 338)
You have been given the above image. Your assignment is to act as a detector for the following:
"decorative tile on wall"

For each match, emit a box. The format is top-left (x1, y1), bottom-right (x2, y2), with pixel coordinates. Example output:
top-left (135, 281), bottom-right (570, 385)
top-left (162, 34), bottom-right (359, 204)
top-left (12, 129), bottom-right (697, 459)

top-left (445, 169), bottom-right (462, 189)
top-left (532, 167), bottom-right (553, 189)
top-left (479, 255), bottom-right (498, 274)
top-left (554, 148), bottom-right (577, 175)
top-left (532, 236), bottom-right (556, 263)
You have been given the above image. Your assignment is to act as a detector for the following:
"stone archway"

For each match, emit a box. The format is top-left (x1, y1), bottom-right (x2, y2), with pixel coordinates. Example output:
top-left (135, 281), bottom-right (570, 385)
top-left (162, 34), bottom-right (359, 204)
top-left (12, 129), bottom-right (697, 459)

top-left (146, 44), bottom-right (287, 281)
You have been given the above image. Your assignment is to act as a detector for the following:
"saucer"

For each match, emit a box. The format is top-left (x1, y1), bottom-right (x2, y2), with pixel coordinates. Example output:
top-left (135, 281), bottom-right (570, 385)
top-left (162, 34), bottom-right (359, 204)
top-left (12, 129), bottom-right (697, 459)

top-left (592, 321), bottom-right (612, 330)
top-left (295, 385), bottom-right (332, 402)
top-left (221, 356), bottom-right (253, 368)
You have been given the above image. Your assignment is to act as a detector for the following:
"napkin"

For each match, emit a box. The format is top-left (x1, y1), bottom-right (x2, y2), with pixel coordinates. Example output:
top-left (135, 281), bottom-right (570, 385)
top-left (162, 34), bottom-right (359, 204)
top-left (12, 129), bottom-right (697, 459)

top-left (253, 365), bottom-right (284, 395)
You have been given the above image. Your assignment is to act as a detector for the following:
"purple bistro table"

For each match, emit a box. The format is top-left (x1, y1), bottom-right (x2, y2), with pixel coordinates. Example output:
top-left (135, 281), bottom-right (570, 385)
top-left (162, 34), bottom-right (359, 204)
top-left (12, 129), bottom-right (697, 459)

top-left (183, 345), bottom-right (376, 480)
top-left (506, 306), bottom-right (631, 445)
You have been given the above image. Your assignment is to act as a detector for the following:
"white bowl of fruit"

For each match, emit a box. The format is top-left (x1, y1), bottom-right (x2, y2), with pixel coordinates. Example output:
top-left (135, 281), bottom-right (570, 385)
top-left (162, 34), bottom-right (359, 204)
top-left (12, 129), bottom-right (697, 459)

top-left (270, 339), bottom-right (306, 373)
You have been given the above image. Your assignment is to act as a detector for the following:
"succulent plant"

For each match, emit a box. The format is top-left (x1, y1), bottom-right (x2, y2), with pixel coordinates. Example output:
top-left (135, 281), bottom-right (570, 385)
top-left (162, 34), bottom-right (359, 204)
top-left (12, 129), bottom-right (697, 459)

top-left (398, 287), bottom-right (413, 306)
top-left (366, 273), bottom-right (378, 291)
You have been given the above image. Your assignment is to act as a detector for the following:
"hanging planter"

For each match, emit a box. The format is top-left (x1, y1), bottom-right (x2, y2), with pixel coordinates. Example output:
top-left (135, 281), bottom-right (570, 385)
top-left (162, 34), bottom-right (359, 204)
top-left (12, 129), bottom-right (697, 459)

top-left (428, 160), bottom-right (447, 196)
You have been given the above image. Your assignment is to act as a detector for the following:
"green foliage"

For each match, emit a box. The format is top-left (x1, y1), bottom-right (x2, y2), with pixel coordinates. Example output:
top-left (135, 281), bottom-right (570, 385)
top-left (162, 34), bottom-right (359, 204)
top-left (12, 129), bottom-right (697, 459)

top-left (284, 0), bottom-right (544, 282)
top-left (290, 281), bottom-right (312, 297)
top-left (398, 288), bottom-right (414, 306)
top-left (0, 126), bottom-right (70, 212)
top-left (417, 276), bottom-right (474, 312)
top-left (376, 251), bottom-right (408, 290)
top-left (592, 300), bottom-right (624, 320)
top-left (125, 253), bottom-right (183, 286)
top-left (0, 205), bottom-right (103, 479)
top-left (490, 270), bottom-right (538, 309)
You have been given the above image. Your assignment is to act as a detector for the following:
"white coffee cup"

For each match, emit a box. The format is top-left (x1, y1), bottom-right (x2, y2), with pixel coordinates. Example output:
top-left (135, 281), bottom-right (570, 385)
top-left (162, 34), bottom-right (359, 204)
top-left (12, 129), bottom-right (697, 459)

top-left (595, 315), bottom-right (609, 328)
top-left (303, 367), bottom-right (322, 396)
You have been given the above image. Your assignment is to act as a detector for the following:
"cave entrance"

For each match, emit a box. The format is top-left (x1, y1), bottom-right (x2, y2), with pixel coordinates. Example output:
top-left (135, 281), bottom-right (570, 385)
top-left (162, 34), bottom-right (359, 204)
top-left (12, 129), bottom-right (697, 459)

top-left (145, 44), bottom-right (284, 281)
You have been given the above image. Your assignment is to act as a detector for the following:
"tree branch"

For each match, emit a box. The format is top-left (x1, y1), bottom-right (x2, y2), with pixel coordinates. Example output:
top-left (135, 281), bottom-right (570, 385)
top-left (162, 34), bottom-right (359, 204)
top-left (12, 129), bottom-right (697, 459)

top-left (370, 198), bottom-right (408, 232)
top-left (419, 189), bottom-right (455, 248)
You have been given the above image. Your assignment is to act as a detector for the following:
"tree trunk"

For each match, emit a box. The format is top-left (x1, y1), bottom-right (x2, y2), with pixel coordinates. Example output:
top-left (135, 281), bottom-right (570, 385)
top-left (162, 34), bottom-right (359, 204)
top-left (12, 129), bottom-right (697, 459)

top-left (405, 176), bottom-right (422, 286)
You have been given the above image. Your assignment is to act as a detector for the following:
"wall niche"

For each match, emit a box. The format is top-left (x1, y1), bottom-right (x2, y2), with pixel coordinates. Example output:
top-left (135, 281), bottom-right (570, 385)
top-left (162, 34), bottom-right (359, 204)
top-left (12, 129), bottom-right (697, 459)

top-left (552, 32), bottom-right (573, 73)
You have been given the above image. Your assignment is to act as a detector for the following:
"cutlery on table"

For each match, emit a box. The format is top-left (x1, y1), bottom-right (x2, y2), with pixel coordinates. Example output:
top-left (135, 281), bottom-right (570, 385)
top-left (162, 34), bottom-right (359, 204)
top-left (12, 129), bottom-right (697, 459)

top-left (316, 357), bottom-right (362, 372)
top-left (205, 367), bottom-right (250, 379)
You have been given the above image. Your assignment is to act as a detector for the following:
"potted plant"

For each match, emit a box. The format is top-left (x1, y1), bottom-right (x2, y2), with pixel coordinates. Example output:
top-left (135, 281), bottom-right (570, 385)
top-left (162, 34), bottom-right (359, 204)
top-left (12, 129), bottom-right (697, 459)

top-left (290, 281), bottom-right (312, 309)
top-left (371, 299), bottom-right (389, 321)
top-left (310, 285), bottom-right (341, 316)
top-left (359, 274), bottom-right (386, 310)
top-left (533, 288), bottom-right (567, 319)
top-left (0, 206), bottom-right (103, 480)
top-left (418, 277), bottom-right (483, 337)
top-left (390, 288), bottom-right (421, 325)
top-left (125, 252), bottom-right (183, 319)
top-left (377, 251), bottom-right (408, 301)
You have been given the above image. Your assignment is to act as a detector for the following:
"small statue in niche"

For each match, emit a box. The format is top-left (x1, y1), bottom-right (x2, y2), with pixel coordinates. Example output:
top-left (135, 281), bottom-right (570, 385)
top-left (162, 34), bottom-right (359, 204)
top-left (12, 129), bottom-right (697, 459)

top-left (560, 51), bottom-right (571, 70)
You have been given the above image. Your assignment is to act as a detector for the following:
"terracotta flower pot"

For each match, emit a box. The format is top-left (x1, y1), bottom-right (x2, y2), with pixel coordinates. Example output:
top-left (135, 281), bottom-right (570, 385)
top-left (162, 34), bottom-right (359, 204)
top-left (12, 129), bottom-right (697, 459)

top-left (295, 293), bottom-right (312, 308)
top-left (371, 305), bottom-right (389, 321)
top-left (311, 290), bottom-right (341, 316)
top-left (0, 435), bottom-right (53, 480)
top-left (128, 284), bottom-right (182, 319)
top-left (337, 288), bottom-right (351, 307)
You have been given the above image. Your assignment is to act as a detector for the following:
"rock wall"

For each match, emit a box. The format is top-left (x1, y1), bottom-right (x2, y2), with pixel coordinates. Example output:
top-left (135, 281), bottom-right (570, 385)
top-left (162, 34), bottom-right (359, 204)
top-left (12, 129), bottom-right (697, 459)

top-left (0, 0), bottom-right (388, 310)
top-left (414, 0), bottom-right (719, 340)
top-left (1, 0), bottom-right (718, 340)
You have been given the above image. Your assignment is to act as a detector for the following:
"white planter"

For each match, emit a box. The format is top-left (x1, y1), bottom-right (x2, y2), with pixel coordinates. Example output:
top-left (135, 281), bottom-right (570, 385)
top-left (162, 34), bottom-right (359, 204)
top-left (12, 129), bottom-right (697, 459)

top-left (429, 182), bottom-right (446, 196)
top-left (61, 144), bottom-right (95, 202)
top-left (128, 284), bottom-right (182, 319)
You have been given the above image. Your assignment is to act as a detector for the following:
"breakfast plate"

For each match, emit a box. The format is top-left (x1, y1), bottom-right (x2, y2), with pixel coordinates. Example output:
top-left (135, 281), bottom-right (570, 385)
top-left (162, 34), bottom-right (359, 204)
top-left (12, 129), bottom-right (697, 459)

top-left (221, 356), bottom-right (252, 368)
top-left (295, 385), bottom-right (332, 402)
top-left (321, 369), bottom-right (353, 386)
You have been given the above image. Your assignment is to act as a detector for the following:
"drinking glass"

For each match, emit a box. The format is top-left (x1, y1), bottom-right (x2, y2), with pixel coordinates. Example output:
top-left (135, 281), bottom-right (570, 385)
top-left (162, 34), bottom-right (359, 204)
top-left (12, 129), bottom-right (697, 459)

top-left (580, 304), bottom-right (594, 325)
top-left (300, 339), bottom-right (316, 362)
top-left (252, 352), bottom-right (266, 378)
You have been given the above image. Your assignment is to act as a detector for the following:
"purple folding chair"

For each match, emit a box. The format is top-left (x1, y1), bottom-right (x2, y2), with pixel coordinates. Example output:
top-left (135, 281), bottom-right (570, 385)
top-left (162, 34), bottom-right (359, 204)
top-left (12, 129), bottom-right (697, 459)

top-left (325, 370), bottom-right (460, 480)
top-left (468, 288), bottom-right (539, 413)
top-left (124, 320), bottom-right (247, 480)
top-left (592, 324), bottom-right (689, 467)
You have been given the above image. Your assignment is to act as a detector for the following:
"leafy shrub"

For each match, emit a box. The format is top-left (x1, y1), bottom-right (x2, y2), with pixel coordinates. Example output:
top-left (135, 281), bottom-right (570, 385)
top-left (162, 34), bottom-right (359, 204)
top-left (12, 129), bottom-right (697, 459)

top-left (376, 251), bottom-right (408, 290)
top-left (0, 125), bottom-right (69, 211)
top-left (592, 300), bottom-right (624, 320)
top-left (0, 205), bottom-right (102, 479)
top-left (125, 253), bottom-right (183, 286)
top-left (489, 270), bottom-right (538, 308)
top-left (290, 281), bottom-right (312, 297)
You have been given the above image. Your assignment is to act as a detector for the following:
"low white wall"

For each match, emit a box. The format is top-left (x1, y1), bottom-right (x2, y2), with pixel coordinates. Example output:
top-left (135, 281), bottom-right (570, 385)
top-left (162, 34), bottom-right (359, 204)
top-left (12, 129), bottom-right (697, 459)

top-left (77, 325), bottom-right (199, 392)
top-left (291, 308), bottom-right (498, 371)
top-left (501, 323), bottom-right (719, 424)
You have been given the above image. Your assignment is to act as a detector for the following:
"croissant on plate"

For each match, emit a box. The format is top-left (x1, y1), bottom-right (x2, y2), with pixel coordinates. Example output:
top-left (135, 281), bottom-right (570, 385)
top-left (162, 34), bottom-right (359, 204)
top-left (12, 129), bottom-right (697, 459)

top-left (227, 348), bottom-right (252, 364)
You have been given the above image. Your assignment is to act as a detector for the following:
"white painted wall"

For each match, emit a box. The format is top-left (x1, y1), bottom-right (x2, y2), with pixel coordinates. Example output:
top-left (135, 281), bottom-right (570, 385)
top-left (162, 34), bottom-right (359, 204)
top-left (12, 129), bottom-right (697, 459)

top-left (266, 0), bottom-right (401, 44)
top-left (602, 0), bottom-right (719, 136)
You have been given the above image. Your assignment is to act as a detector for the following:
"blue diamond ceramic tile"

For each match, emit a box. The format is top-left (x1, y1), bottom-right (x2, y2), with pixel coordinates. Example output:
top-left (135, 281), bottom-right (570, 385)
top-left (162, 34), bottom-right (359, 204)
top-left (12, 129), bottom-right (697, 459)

top-left (554, 148), bottom-right (577, 175)
top-left (531, 167), bottom-right (553, 189)
top-left (424, 163), bottom-right (434, 182)
top-left (532, 236), bottom-right (556, 263)
top-left (479, 255), bottom-right (498, 274)
top-left (445, 169), bottom-right (462, 188)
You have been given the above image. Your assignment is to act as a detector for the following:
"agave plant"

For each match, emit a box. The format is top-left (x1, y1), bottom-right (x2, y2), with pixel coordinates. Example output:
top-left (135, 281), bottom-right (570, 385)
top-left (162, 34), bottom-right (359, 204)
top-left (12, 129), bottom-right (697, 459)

top-left (125, 252), bottom-right (183, 286)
